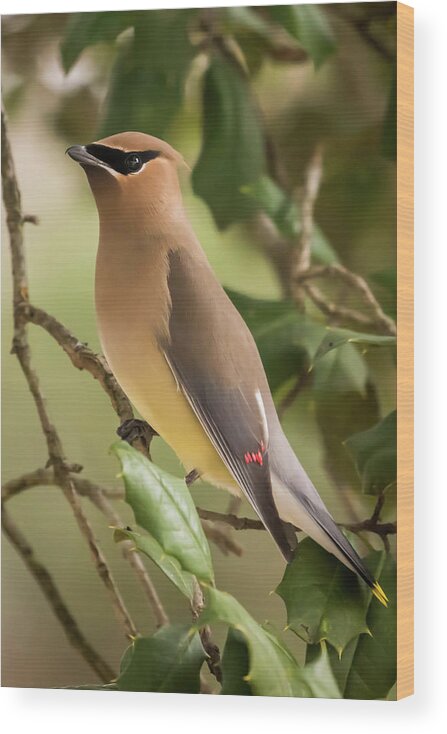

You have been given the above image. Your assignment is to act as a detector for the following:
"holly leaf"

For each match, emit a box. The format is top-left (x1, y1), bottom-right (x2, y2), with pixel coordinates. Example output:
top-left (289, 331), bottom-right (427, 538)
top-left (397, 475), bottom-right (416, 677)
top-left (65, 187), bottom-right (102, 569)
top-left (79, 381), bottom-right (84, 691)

top-left (117, 625), bottom-right (205, 692)
top-left (313, 327), bottom-right (396, 363)
top-left (302, 643), bottom-right (342, 699)
top-left (324, 552), bottom-right (397, 700)
top-left (114, 527), bottom-right (195, 600)
top-left (276, 538), bottom-right (372, 655)
top-left (199, 586), bottom-right (312, 697)
top-left (220, 627), bottom-right (252, 696)
top-left (240, 175), bottom-right (300, 238)
top-left (192, 55), bottom-right (266, 229)
top-left (314, 387), bottom-right (381, 495)
top-left (239, 176), bottom-right (338, 264)
top-left (345, 411), bottom-right (397, 495)
top-left (226, 289), bottom-right (326, 392)
top-left (312, 341), bottom-right (369, 395)
top-left (112, 442), bottom-right (214, 583)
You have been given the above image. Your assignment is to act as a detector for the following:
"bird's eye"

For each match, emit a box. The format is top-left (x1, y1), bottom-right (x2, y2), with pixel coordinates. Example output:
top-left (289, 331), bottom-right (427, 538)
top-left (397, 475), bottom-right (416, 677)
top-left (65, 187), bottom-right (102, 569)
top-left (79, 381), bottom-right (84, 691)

top-left (125, 153), bottom-right (143, 173)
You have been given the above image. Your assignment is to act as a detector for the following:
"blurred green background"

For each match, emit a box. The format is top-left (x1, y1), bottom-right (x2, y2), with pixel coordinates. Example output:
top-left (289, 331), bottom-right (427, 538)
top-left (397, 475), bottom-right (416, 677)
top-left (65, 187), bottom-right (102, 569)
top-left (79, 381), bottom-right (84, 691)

top-left (2, 3), bottom-right (396, 690)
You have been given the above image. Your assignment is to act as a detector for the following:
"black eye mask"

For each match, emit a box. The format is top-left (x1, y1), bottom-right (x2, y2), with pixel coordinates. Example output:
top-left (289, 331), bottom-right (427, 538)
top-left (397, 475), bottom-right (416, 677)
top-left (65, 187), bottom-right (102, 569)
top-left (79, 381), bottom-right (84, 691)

top-left (85, 144), bottom-right (160, 175)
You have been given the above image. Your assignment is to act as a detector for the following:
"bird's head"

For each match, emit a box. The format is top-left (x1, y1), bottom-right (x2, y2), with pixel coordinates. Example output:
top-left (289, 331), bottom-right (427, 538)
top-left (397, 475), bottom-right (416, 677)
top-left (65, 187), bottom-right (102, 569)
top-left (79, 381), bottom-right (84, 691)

top-left (67, 131), bottom-right (186, 221)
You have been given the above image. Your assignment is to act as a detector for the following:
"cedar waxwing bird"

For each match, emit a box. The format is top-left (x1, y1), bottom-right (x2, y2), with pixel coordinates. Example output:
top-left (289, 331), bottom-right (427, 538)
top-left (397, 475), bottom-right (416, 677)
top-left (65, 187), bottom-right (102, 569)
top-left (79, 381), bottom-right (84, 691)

top-left (67, 131), bottom-right (387, 606)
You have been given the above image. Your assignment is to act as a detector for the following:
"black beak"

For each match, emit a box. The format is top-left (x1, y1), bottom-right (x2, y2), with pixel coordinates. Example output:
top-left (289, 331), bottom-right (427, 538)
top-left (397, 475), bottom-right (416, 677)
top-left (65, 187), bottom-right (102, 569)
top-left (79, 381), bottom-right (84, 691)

top-left (66, 145), bottom-right (105, 169)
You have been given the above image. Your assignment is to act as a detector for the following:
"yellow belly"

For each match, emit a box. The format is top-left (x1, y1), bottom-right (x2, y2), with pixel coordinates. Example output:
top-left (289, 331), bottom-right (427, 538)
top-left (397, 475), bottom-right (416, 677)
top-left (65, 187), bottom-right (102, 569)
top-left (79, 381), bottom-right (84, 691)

top-left (100, 325), bottom-right (239, 494)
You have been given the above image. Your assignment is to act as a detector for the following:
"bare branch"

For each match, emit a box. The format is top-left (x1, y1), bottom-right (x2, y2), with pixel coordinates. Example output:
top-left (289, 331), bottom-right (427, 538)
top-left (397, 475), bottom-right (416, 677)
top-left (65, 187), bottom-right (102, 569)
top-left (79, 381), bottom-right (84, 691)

top-left (197, 507), bottom-right (265, 531)
top-left (2, 468), bottom-right (244, 562)
top-left (191, 580), bottom-right (222, 684)
top-left (1, 468), bottom-right (169, 628)
top-left (2, 467), bottom-right (56, 501)
top-left (197, 504), bottom-right (396, 548)
top-left (2, 505), bottom-right (115, 683)
top-left (297, 264), bottom-right (396, 336)
top-left (201, 520), bottom-right (243, 557)
top-left (292, 144), bottom-right (324, 280)
top-left (88, 489), bottom-right (169, 628)
top-left (303, 282), bottom-right (378, 329)
top-left (19, 303), bottom-right (134, 422)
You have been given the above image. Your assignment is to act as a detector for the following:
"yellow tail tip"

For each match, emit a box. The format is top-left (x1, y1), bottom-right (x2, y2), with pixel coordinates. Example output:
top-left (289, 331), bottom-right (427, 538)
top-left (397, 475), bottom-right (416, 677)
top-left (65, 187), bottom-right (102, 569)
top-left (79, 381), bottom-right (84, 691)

top-left (372, 581), bottom-right (389, 607)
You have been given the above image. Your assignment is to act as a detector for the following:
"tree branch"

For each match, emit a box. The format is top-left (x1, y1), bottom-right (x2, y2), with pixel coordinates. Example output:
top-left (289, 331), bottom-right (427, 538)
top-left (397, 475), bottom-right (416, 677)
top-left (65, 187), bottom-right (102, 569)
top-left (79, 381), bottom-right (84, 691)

top-left (197, 505), bottom-right (396, 548)
top-left (18, 303), bottom-right (134, 422)
top-left (1, 467), bottom-right (170, 628)
top-left (292, 144), bottom-right (324, 288)
top-left (2, 505), bottom-right (115, 683)
top-left (88, 489), bottom-right (169, 628)
top-left (197, 507), bottom-right (265, 531)
top-left (2, 106), bottom-right (137, 641)
top-left (297, 263), bottom-right (397, 336)
top-left (191, 580), bottom-right (222, 684)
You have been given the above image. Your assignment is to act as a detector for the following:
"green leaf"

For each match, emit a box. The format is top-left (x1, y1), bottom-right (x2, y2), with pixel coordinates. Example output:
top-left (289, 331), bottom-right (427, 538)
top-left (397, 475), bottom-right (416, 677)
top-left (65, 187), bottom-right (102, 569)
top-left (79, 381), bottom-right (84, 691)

top-left (224, 6), bottom-right (273, 39)
top-left (200, 586), bottom-right (312, 697)
top-left (112, 442), bottom-right (214, 583)
top-left (223, 7), bottom-right (274, 76)
top-left (99, 10), bottom-right (195, 138)
top-left (345, 411), bottom-right (397, 495)
top-left (314, 387), bottom-right (381, 495)
top-left (226, 289), bottom-right (325, 392)
top-left (302, 643), bottom-right (342, 699)
top-left (114, 527), bottom-right (195, 600)
top-left (192, 54), bottom-right (266, 230)
top-left (240, 176), bottom-right (300, 238)
top-left (267, 4), bottom-right (336, 68)
top-left (370, 269), bottom-right (397, 320)
top-left (313, 327), bottom-right (396, 362)
top-left (312, 342), bottom-right (369, 395)
top-left (221, 627), bottom-right (252, 696)
top-left (61, 11), bottom-right (135, 72)
top-left (117, 625), bottom-right (206, 692)
top-left (276, 538), bottom-right (372, 655)
top-left (328, 552), bottom-right (396, 700)
top-left (239, 177), bottom-right (339, 264)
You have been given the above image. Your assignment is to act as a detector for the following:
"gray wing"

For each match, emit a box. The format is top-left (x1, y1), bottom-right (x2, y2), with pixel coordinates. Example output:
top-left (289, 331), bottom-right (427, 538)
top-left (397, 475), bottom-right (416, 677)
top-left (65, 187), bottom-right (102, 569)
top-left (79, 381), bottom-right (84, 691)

top-left (160, 248), bottom-right (294, 562)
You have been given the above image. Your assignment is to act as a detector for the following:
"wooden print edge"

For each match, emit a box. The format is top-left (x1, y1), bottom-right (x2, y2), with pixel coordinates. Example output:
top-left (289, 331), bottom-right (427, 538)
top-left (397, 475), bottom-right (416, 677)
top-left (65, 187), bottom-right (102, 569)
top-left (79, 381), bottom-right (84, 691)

top-left (396, 0), bottom-right (414, 701)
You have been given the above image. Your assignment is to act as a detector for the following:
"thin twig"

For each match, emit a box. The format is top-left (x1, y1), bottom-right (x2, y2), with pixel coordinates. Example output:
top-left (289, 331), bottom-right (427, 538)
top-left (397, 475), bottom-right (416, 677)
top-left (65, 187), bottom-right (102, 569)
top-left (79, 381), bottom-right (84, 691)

top-left (293, 144), bottom-right (324, 280)
top-left (197, 505), bottom-right (396, 548)
top-left (201, 520), bottom-right (243, 557)
top-left (297, 264), bottom-right (396, 336)
top-left (304, 282), bottom-right (379, 330)
top-left (1, 468), bottom-right (169, 627)
top-left (88, 489), bottom-right (169, 628)
top-left (2, 505), bottom-right (115, 683)
top-left (18, 302), bottom-right (134, 422)
top-left (2, 469), bottom-right (244, 563)
top-left (345, 493), bottom-right (396, 552)
top-left (197, 508), bottom-right (265, 531)
top-left (203, 494), bottom-right (244, 556)
top-left (191, 580), bottom-right (222, 684)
